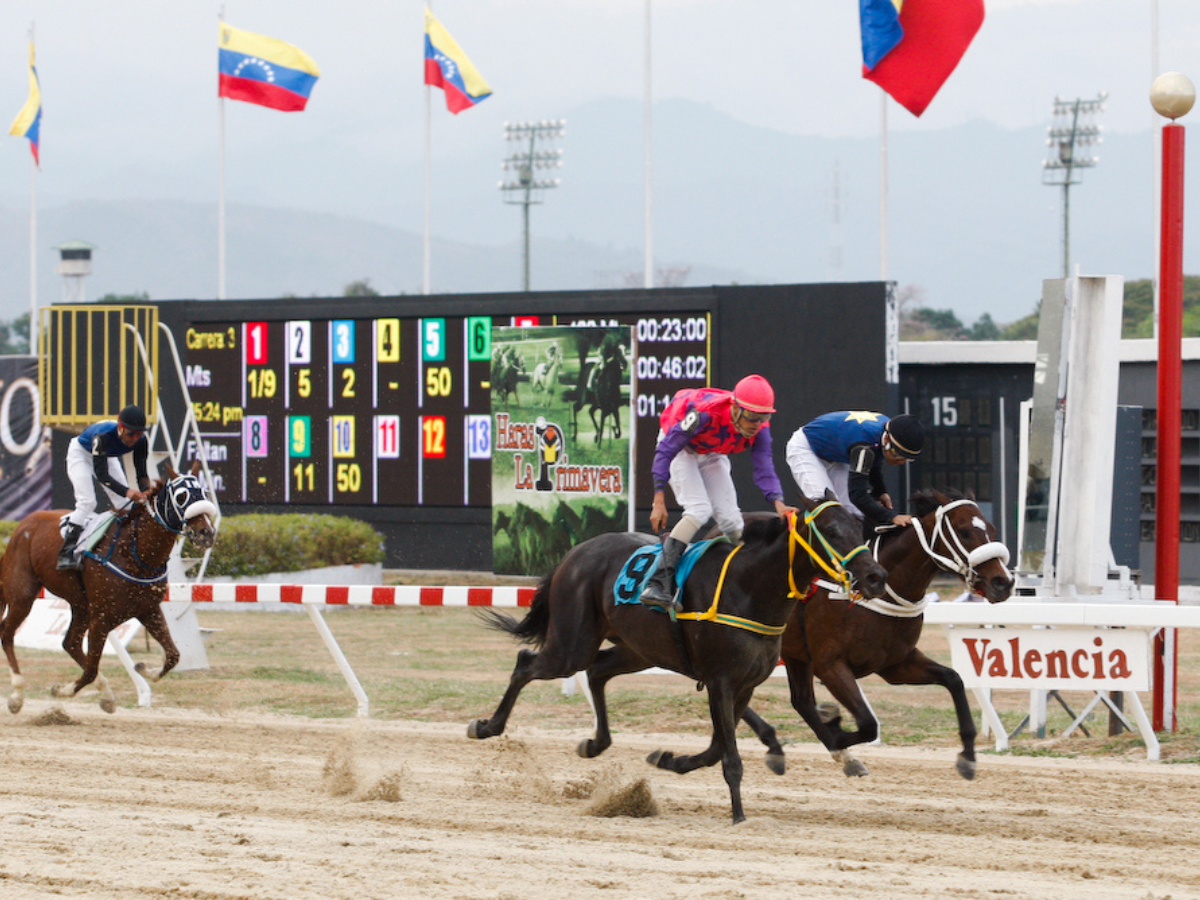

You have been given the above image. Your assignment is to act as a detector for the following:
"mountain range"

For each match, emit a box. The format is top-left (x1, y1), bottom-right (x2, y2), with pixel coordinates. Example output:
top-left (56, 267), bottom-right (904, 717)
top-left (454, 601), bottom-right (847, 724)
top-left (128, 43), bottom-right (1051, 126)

top-left (0, 97), bottom-right (1187, 327)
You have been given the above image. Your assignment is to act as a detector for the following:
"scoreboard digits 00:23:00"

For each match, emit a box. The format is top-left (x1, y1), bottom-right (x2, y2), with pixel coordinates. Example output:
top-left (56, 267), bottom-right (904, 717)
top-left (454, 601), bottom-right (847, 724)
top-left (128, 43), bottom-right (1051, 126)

top-left (182, 311), bottom-right (710, 509)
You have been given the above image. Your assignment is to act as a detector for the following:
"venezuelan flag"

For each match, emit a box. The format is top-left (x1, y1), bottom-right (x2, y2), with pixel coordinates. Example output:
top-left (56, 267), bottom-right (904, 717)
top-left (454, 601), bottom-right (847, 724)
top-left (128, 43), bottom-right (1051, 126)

top-left (859, 0), bottom-right (904, 71)
top-left (218, 23), bottom-right (320, 112)
top-left (9, 41), bottom-right (42, 165)
top-left (424, 10), bottom-right (492, 114)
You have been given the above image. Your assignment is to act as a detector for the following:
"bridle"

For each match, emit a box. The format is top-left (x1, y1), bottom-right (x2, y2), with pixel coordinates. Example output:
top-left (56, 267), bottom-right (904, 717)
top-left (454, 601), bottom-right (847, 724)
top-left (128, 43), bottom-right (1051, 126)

top-left (785, 502), bottom-right (870, 600)
top-left (857, 498), bottom-right (1011, 618)
top-left (673, 501), bottom-right (870, 637)
top-left (149, 474), bottom-right (217, 535)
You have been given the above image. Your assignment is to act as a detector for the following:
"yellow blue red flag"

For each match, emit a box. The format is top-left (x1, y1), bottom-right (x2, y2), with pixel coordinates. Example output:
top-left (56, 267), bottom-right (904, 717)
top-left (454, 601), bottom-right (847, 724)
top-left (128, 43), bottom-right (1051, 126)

top-left (424, 9), bottom-right (492, 114)
top-left (9, 41), bottom-right (42, 165)
top-left (218, 23), bottom-right (320, 112)
top-left (860, 0), bottom-right (985, 117)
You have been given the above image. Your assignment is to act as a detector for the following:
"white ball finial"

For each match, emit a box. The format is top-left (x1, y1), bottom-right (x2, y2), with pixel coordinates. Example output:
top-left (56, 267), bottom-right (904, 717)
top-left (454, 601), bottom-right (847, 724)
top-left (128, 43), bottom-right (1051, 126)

top-left (1151, 72), bottom-right (1196, 120)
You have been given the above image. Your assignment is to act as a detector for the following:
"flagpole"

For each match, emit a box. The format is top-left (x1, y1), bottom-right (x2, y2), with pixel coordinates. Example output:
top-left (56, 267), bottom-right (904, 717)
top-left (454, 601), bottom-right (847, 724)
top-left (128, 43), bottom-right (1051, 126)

top-left (643, 0), bottom-right (653, 290)
top-left (423, 84), bottom-right (432, 295)
top-left (217, 8), bottom-right (227, 300)
top-left (879, 93), bottom-right (889, 281)
top-left (423, 3), bottom-right (433, 295)
top-left (27, 23), bottom-right (37, 354)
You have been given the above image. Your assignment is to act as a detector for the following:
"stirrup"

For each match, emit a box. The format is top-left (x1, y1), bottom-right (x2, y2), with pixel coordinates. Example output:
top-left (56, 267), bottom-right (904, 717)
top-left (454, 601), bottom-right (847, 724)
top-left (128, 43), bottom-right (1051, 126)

top-left (639, 584), bottom-right (680, 612)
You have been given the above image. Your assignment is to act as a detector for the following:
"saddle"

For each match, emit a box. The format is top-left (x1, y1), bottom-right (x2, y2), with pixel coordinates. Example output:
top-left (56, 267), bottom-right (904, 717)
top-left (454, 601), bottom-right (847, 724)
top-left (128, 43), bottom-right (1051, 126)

top-left (59, 512), bottom-right (117, 566)
top-left (613, 538), bottom-right (728, 609)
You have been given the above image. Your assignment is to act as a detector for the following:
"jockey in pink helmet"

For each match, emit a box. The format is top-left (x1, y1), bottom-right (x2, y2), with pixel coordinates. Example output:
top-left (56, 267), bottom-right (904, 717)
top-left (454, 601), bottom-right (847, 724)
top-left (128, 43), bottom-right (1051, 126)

top-left (642, 374), bottom-right (797, 611)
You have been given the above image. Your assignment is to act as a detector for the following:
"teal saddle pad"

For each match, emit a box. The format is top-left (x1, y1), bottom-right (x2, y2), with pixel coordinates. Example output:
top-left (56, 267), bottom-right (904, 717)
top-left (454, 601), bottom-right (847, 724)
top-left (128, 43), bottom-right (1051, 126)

top-left (613, 537), bottom-right (728, 606)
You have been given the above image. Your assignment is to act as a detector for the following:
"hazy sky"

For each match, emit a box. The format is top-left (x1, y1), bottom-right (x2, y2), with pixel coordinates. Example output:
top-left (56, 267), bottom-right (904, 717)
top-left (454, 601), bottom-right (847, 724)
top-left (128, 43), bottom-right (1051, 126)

top-left (1, 1), bottom-right (1197, 313)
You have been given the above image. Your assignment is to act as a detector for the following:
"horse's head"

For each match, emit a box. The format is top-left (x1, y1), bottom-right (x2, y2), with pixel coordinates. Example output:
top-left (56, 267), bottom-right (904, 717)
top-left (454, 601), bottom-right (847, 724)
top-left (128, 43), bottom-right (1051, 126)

top-left (796, 491), bottom-right (887, 600)
top-left (153, 463), bottom-right (218, 550)
top-left (910, 489), bottom-right (1013, 603)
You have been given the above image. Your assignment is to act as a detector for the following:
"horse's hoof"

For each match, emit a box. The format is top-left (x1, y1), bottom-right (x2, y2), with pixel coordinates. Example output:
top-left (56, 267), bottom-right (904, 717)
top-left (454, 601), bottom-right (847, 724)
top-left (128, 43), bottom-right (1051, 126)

top-left (7, 695), bottom-right (23, 715)
top-left (49, 683), bottom-right (69, 699)
top-left (577, 738), bottom-right (606, 759)
top-left (764, 752), bottom-right (786, 776)
top-left (817, 701), bottom-right (841, 724)
top-left (646, 749), bottom-right (673, 770)
top-left (732, 813), bottom-right (747, 825)
top-left (100, 697), bottom-right (116, 715)
top-left (843, 759), bottom-right (869, 777)
top-left (467, 719), bottom-right (492, 740)
top-left (134, 661), bottom-right (147, 675)
top-left (955, 753), bottom-right (977, 781)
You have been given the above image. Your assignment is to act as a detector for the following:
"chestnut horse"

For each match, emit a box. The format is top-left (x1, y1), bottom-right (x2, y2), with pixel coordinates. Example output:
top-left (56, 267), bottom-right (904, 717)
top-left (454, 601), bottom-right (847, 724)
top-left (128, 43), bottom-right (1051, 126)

top-left (468, 493), bottom-right (887, 823)
top-left (740, 488), bottom-right (1014, 779)
top-left (0, 462), bottom-right (217, 715)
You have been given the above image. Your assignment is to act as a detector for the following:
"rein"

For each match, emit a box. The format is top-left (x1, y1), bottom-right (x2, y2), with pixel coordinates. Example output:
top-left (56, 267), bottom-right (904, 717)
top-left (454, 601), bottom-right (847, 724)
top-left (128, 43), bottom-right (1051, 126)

top-left (851, 498), bottom-right (1011, 618)
top-left (81, 475), bottom-right (214, 585)
top-left (674, 501), bottom-right (869, 636)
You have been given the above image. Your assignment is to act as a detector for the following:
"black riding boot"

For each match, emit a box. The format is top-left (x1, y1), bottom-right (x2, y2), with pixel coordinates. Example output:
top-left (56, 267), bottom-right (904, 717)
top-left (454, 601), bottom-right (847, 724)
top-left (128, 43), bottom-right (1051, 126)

top-left (640, 536), bottom-right (687, 611)
top-left (57, 523), bottom-right (84, 571)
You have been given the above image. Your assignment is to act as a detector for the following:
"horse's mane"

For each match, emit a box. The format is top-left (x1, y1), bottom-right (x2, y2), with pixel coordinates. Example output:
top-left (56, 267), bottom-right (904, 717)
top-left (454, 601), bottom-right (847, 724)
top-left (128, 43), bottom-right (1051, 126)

top-left (908, 487), bottom-right (968, 519)
top-left (741, 512), bottom-right (787, 543)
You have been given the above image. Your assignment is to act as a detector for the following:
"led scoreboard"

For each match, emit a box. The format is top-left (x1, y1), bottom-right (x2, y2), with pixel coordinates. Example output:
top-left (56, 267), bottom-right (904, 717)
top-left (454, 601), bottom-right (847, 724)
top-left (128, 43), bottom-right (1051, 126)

top-left (182, 311), bottom-right (711, 509)
top-left (184, 317), bottom-right (495, 506)
top-left (147, 283), bottom-right (890, 569)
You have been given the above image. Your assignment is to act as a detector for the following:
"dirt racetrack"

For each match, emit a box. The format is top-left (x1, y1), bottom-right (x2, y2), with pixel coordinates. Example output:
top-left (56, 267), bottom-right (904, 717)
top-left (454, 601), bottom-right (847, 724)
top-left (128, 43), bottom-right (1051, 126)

top-left (2, 700), bottom-right (1199, 900)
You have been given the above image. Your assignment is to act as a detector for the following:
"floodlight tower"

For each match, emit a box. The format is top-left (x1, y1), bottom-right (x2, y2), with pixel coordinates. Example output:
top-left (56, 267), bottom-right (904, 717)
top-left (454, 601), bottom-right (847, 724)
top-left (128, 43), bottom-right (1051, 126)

top-left (499, 120), bottom-right (565, 292)
top-left (1042, 93), bottom-right (1106, 277)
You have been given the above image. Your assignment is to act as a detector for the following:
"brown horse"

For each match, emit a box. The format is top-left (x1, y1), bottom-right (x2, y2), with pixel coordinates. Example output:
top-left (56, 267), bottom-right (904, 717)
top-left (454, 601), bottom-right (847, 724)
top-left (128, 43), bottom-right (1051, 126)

top-left (740, 488), bottom-right (1014, 779)
top-left (0, 462), bottom-right (217, 715)
top-left (468, 493), bottom-right (887, 823)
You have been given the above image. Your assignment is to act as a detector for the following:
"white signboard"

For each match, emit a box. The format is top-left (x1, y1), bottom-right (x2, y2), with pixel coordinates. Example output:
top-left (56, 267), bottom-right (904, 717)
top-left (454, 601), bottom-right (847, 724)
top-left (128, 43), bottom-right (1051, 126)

top-left (948, 627), bottom-right (1151, 691)
top-left (15, 595), bottom-right (140, 653)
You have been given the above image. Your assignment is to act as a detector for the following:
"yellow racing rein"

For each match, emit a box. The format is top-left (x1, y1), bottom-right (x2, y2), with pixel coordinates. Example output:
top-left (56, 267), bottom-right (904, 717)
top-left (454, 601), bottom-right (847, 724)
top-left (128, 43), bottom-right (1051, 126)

top-left (674, 502), bottom-right (868, 635)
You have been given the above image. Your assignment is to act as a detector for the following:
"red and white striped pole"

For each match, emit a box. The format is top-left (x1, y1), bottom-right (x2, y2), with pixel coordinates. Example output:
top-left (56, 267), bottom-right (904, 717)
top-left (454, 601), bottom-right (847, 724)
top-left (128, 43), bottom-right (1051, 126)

top-left (1151, 72), bottom-right (1194, 732)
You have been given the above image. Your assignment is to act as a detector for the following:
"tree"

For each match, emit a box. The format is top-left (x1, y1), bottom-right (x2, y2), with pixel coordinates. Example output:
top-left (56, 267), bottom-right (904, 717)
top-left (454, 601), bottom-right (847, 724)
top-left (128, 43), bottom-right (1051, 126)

top-left (343, 279), bottom-right (380, 297)
top-left (97, 291), bottom-right (151, 304)
top-left (969, 313), bottom-right (1001, 341)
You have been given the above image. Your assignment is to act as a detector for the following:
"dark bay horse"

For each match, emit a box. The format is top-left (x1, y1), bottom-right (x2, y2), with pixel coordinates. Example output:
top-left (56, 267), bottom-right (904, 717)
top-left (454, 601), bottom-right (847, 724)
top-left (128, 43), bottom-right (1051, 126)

top-left (468, 493), bottom-right (888, 823)
top-left (571, 343), bottom-right (627, 445)
top-left (741, 488), bottom-right (1014, 780)
top-left (0, 462), bottom-right (217, 714)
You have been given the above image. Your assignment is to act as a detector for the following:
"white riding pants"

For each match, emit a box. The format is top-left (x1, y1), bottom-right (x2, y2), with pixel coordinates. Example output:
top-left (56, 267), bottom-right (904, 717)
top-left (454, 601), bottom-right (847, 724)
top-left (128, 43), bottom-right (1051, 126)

top-left (785, 428), bottom-right (861, 519)
top-left (667, 444), bottom-right (743, 541)
top-left (65, 440), bottom-right (130, 527)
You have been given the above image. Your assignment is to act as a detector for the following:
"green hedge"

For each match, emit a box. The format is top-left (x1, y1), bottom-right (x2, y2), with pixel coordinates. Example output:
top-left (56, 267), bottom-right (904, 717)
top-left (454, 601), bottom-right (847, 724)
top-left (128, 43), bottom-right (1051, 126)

top-left (188, 513), bottom-right (385, 578)
top-left (0, 513), bottom-right (385, 578)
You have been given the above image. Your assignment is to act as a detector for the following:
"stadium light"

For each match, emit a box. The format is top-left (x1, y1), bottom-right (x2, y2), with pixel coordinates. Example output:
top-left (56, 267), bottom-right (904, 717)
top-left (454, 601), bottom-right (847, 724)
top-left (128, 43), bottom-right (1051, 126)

top-left (1042, 93), bottom-right (1106, 277)
top-left (499, 119), bottom-right (565, 292)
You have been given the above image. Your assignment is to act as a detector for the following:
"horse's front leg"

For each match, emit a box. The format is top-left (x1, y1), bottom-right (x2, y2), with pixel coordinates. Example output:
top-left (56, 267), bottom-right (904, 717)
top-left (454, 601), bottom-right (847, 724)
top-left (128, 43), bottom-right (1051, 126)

top-left (783, 656), bottom-right (870, 777)
top-left (809, 659), bottom-right (881, 777)
top-left (648, 681), bottom-right (747, 823)
top-left (52, 616), bottom-right (118, 714)
top-left (133, 605), bottom-right (180, 682)
top-left (879, 648), bottom-right (978, 780)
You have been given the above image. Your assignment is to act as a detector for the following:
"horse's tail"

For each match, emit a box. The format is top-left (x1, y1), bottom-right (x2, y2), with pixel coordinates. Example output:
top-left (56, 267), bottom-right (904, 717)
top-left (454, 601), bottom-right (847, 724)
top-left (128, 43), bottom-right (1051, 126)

top-left (475, 564), bottom-right (558, 648)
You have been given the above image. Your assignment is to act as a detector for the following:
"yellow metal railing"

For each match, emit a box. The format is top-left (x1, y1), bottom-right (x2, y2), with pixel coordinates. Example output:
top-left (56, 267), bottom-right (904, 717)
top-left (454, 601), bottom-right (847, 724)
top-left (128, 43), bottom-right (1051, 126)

top-left (39, 305), bottom-right (159, 432)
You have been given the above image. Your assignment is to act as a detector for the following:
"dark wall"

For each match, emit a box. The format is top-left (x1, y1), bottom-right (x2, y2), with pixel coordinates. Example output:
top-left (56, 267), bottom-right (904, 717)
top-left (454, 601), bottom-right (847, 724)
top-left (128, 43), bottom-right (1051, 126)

top-left (53, 283), bottom-right (892, 570)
